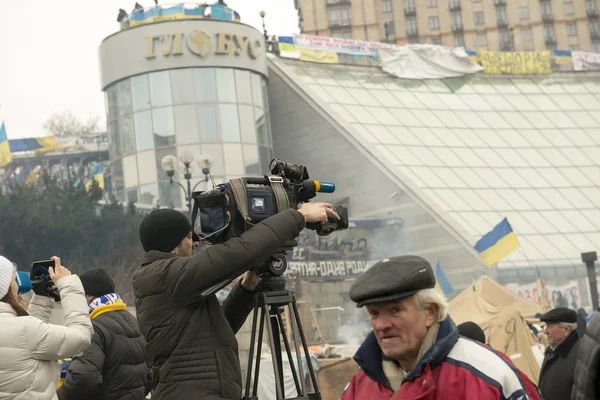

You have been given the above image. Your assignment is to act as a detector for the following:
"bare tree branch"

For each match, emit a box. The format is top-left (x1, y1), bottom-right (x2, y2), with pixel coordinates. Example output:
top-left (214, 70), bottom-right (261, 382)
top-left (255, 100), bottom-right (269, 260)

top-left (43, 111), bottom-right (100, 137)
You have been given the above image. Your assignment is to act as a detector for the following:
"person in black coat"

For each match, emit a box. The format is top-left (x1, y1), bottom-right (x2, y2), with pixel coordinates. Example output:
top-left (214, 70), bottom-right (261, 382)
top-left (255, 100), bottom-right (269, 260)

top-left (57, 268), bottom-right (149, 400)
top-left (538, 307), bottom-right (581, 400)
top-left (572, 311), bottom-right (600, 399)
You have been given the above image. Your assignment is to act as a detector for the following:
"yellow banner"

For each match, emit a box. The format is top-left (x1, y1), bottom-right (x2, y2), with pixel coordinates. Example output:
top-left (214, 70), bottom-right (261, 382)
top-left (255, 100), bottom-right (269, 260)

top-left (299, 48), bottom-right (339, 64)
top-left (480, 51), bottom-right (551, 75)
top-left (554, 56), bottom-right (573, 65)
top-left (279, 43), bottom-right (299, 53)
top-left (0, 141), bottom-right (11, 168)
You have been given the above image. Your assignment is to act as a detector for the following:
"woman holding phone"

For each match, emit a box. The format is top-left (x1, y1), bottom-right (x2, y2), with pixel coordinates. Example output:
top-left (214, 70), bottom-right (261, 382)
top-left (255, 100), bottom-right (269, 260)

top-left (0, 255), bottom-right (92, 400)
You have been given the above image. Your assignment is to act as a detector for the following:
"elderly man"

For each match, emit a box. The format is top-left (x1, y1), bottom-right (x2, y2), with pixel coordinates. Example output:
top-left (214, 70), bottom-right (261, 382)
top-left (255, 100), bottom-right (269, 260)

top-left (341, 256), bottom-right (540, 400)
top-left (538, 307), bottom-right (581, 400)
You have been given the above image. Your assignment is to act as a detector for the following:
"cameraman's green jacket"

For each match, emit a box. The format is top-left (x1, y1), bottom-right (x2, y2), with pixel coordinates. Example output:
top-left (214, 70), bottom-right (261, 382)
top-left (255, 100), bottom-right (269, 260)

top-left (132, 209), bottom-right (305, 400)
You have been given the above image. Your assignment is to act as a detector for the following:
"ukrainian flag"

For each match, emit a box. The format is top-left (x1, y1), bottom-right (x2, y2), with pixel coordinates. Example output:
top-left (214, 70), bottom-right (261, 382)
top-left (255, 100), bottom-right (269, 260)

top-left (211, 4), bottom-right (233, 21)
top-left (85, 165), bottom-right (105, 192)
top-left (0, 122), bottom-right (12, 168)
top-left (434, 260), bottom-right (454, 296)
top-left (474, 218), bottom-right (520, 267)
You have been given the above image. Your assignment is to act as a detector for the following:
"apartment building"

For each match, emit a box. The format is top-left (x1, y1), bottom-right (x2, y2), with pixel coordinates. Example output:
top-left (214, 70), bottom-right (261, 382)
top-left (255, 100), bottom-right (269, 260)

top-left (294, 0), bottom-right (600, 52)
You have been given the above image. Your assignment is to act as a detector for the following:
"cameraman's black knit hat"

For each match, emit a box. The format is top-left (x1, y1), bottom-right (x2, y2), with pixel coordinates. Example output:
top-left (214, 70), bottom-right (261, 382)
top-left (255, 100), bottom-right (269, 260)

top-left (139, 209), bottom-right (192, 253)
top-left (80, 268), bottom-right (115, 297)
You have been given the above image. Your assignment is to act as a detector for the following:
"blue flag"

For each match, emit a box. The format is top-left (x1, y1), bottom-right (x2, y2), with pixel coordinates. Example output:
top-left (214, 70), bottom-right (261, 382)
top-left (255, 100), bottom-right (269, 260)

top-left (435, 260), bottom-right (454, 296)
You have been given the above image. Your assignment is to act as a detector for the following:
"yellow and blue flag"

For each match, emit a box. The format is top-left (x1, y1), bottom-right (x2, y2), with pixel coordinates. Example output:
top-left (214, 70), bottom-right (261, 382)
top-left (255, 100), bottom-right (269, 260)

top-left (0, 122), bottom-right (12, 168)
top-left (434, 260), bottom-right (454, 296)
top-left (211, 4), bottom-right (233, 21)
top-left (85, 165), bottom-right (105, 192)
top-left (474, 218), bottom-right (520, 267)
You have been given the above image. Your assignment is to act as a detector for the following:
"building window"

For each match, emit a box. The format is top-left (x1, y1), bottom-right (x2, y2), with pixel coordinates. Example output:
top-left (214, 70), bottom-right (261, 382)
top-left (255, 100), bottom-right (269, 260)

top-left (428, 0), bottom-right (437, 7)
top-left (452, 13), bottom-right (463, 28)
top-left (518, 7), bottom-right (529, 20)
top-left (382, 0), bottom-right (392, 13)
top-left (567, 23), bottom-right (577, 37)
top-left (474, 11), bottom-right (484, 25)
top-left (406, 17), bottom-right (417, 34)
top-left (521, 28), bottom-right (533, 42)
top-left (544, 25), bottom-right (556, 40)
top-left (594, 42), bottom-right (600, 52)
top-left (429, 16), bottom-right (440, 30)
top-left (563, 2), bottom-right (574, 14)
top-left (500, 30), bottom-right (511, 44)
top-left (476, 33), bottom-right (488, 47)
top-left (328, 10), bottom-right (339, 26)
top-left (472, 0), bottom-right (481, 2)
top-left (588, 0), bottom-right (598, 12)
top-left (385, 21), bottom-right (396, 34)
top-left (405, 0), bottom-right (415, 11)
top-left (454, 36), bottom-right (465, 47)
top-left (541, 2), bottom-right (552, 18)
top-left (341, 8), bottom-right (350, 25)
top-left (497, 7), bottom-right (507, 21)
top-left (431, 36), bottom-right (442, 45)
top-left (343, 31), bottom-right (352, 39)
top-left (590, 20), bottom-right (600, 35)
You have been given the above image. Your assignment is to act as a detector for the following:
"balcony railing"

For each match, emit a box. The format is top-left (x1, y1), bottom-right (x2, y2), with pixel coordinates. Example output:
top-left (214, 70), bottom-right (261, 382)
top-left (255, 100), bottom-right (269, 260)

top-left (452, 24), bottom-right (464, 33)
top-left (494, 0), bottom-right (506, 6)
top-left (591, 30), bottom-right (600, 40)
top-left (449, 2), bottom-right (461, 11)
top-left (405, 8), bottom-right (416, 16)
top-left (545, 36), bottom-right (557, 45)
top-left (588, 8), bottom-right (599, 18)
top-left (497, 19), bottom-right (509, 28)
top-left (330, 19), bottom-right (352, 28)
top-left (542, 14), bottom-right (554, 23)
top-left (326, 0), bottom-right (351, 6)
top-left (407, 29), bottom-right (419, 38)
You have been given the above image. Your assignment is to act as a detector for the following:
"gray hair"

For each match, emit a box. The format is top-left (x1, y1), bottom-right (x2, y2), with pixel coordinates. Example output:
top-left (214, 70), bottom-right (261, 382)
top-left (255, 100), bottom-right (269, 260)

top-left (413, 288), bottom-right (449, 322)
top-left (559, 322), bottom-right (577, 332)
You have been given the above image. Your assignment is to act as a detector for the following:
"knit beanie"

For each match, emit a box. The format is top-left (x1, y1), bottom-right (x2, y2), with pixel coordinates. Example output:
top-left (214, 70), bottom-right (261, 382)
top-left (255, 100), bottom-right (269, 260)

top-left (80, 268), bottom-right (115, 297)
top-left (457, 321), bottom-right (486, 344)
top-left (139, 209), bottom-right (192, 253)
top-left (0, 256), bottom-right (15, 299)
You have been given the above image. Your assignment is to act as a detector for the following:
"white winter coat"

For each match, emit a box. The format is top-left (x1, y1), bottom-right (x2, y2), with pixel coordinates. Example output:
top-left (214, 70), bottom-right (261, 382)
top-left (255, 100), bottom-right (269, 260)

top-left (0, 275), bottom-right (93, 400)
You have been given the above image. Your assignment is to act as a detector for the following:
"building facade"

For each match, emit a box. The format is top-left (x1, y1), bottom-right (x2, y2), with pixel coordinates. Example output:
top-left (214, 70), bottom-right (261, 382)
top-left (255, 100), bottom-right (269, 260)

top-left (295, 0), bottom-right (600, 52)
top-left (98, 19), bottom-right (273, 208)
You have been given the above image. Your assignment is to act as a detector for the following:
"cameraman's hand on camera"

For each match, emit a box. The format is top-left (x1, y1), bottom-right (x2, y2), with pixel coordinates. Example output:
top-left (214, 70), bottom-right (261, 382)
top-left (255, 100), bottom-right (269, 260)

top-left (48, 256), bottom-right (71, 285)
top-left (241, 270), bottom-right (261, 291)
top-left (298, 202), bottom-right (340, 224)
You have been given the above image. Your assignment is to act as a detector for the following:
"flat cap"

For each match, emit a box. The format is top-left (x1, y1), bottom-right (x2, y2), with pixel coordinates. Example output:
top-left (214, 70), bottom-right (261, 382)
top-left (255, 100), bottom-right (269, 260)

top-left (349, 255), bottom-right (435, 307)
top-left (540, 307), bottom-right (577, 324)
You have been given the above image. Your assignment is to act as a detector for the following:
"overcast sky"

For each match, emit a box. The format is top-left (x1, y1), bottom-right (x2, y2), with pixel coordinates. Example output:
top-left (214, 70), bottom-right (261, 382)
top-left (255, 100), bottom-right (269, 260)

top-left (0, 0), bottom-right (298, 139)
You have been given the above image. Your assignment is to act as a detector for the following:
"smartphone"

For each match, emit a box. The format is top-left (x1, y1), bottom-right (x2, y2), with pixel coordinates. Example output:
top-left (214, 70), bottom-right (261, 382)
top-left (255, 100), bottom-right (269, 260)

top-left (30, 260), bottom-right (54, 278)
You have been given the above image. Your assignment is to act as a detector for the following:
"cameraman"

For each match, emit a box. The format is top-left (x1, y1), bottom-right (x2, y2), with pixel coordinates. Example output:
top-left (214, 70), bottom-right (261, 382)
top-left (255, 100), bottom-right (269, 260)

top-left (0, 256), bottom-right (93, 400)
top-left (133, 202), bottom-right (338, 400)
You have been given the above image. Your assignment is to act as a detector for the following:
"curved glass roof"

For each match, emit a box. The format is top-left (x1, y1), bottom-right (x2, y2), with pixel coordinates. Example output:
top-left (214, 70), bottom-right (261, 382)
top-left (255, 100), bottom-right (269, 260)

top-left (271, 57), bottom-right (600, 269)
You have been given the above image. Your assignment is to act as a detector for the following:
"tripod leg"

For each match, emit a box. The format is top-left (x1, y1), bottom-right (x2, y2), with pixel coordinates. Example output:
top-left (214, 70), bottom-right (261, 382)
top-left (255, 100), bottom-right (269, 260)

top-left (275, 307), bottom-right (302, 395)
top-left (287, 303), bottom-right (307, 393)
top-left (292, 299), bottom-right (321, 396)
top-left (244, 302), bottom-right (260, 398)
top-left (264, 300), bottom-right (284, 399)
top-left (251, 305), bottom-right (266, 397)
top-left (271, 311), bottom-right (285, 398)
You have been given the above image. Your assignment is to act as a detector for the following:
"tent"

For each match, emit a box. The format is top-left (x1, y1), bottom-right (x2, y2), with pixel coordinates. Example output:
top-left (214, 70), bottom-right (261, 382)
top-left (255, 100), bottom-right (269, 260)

top-left (449, 276), bottom-right (544, 384)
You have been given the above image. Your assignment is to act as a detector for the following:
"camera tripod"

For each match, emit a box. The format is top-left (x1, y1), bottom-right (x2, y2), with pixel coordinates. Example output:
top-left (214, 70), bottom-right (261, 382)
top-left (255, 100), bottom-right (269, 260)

top-left (242, 274), bottom-right (322, 400)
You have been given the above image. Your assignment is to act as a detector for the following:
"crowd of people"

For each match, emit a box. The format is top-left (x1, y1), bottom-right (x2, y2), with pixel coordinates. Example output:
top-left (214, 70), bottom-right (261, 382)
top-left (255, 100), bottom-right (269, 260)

top-left (0, 202), bottom-right (599, 399)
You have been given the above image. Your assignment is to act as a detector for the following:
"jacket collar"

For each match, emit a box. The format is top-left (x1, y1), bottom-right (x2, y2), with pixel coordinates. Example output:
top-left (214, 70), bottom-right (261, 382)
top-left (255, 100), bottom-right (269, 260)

top-left (353, 317), bottom-right (459, 388)
top-left (0, 302), bottom-right (17, 316)
top-left (141, 250), bottom-right (178, 266)
top-left (549, 330), bottom-right (579, 358)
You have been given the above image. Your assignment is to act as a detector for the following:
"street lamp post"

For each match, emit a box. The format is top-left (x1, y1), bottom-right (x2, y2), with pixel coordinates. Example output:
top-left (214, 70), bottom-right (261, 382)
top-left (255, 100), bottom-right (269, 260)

top-left (260, 11), bottom-right (268, 40)
top-left (160, 152), bottom-right (212, 215)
